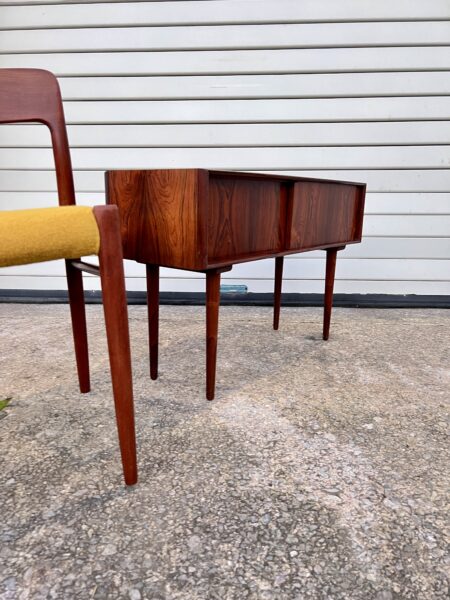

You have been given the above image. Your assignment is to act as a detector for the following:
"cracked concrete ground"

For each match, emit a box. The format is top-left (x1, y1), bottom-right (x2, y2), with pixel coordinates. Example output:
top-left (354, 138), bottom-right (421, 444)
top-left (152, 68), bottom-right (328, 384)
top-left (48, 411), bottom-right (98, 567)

top-left (0, 304), bottom-right (449, 600)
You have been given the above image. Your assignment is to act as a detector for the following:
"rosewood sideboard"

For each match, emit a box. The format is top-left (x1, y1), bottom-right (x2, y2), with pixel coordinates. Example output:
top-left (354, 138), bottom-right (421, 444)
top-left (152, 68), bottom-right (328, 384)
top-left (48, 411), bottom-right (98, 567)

top-left (105, 169), bottom-right (366, 400)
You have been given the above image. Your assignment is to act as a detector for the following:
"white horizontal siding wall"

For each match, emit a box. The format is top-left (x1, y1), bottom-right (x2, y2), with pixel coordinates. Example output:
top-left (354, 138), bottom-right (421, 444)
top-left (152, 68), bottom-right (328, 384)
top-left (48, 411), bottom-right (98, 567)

top-left (0, 0), bottom-right (449, 296)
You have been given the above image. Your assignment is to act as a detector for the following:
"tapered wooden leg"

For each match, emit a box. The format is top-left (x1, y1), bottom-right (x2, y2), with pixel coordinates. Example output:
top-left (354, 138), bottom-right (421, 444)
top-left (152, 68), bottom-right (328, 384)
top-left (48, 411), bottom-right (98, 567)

top-left (323, 247), bottom-right (339, 341)
top-left (273, 256), bottom-right (284, 330)
top-left (146, 264), bottom-right (159, 380)
top-left (65, 259), bottom-right (90, 393)
top-left (206, 270), bottom-right (221, 401)
top-left (94, 206), bottom-right (137, 485)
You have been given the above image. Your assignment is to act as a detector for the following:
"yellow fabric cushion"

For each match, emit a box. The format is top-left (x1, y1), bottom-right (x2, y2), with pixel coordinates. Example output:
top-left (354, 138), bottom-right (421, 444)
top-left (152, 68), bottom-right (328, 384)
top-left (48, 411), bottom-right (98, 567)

top-left (0, 206), bottom-right (100, 267)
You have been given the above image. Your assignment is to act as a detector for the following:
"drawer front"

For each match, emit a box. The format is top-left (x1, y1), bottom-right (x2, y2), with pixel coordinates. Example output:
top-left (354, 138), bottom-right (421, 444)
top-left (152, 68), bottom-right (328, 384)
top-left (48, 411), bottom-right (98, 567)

top-left (288, 181), bottom-right (363, 251)
top-left (207, 176), bottom-right (282, 263)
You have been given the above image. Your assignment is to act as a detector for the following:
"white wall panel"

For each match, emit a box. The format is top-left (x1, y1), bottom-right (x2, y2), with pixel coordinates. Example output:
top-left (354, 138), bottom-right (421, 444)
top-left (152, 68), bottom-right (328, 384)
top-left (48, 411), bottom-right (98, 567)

top-left (3, 22), bottom-right (450, 53)
top-left (364, 194), bottom-right (450, 215)
top-left (2, 122), bottom-right (450, 147)
top-left (58, 98), bottom-right (450, 123)
top-left (0, 0), bottom-right (449, 296)
top-left (1, 1), bottom-right (449, 28)
top-left (2, 146), bottom-right (449, 170)
top-left (2, 48), bottom-right (449, 76)
top-left (56, 73), bottom-right (450, 100)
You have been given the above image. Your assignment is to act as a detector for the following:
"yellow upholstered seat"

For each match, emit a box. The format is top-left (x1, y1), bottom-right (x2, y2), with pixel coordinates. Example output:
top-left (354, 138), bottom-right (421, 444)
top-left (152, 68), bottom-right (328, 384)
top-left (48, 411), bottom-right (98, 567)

top-left (0, 205), bottom-right (100, 267)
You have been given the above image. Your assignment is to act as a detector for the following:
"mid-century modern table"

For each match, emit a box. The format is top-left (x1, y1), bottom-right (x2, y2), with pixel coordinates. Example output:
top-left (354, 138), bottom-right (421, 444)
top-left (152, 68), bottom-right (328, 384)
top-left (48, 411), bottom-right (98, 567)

top-left (105, 169), bottom-right (366, 400)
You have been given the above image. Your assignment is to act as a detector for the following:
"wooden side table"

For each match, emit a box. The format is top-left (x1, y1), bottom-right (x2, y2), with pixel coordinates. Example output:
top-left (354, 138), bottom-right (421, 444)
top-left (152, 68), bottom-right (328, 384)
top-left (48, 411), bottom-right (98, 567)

top-left (105, 169), bottom-right (366, 400)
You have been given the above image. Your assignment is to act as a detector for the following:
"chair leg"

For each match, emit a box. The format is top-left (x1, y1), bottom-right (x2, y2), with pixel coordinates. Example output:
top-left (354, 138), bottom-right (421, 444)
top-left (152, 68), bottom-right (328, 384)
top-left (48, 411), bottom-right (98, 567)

top-left (65, 259), bottom-right (90, 393)
top-left (146, 264), bottom-right (159, 380)
top-left (273, 256), bottom-right (284, 330)
top-left (323, 247), bottom-right (344, 341)
top-left (93, 206), bottom-right (137, 485)
top-left (206, 269), bottom-right (221, 401)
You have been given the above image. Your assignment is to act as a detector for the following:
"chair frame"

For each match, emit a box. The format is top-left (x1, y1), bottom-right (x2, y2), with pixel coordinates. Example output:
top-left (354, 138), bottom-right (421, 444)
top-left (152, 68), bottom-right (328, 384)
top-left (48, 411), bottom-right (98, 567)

top-left (0, 68), bottom-right (137, 485)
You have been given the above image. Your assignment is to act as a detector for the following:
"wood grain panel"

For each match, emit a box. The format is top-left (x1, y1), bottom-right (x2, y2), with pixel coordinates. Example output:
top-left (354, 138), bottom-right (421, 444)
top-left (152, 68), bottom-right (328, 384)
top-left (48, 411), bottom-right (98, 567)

top-left (105, 169), bottom-right (206, 270)
top-left (289, 182), bottom-right (364, 250)
top-left (2, 191), bottom-right (449, 217)
top-left (207, 175), bottom-right (283, 263)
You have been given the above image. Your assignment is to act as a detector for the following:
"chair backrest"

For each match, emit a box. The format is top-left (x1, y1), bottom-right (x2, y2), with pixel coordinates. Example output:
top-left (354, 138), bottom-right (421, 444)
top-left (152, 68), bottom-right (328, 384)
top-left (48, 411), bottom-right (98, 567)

top-left (0, 68), bottom-right (76, 205)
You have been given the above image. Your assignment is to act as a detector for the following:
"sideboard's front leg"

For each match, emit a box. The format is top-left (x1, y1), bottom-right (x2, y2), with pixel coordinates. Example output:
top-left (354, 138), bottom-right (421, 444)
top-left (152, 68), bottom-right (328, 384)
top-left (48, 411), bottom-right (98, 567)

top-left (205, 266), bottom-right (232, 400)
top-left (206, 269), bottom-right (221, 400)
top-left (146, 264), bottom-right (159, 380)
top-left (323, 246), bottom-right (345, 341)
top-left (273, 256), bottom-right (284, 330)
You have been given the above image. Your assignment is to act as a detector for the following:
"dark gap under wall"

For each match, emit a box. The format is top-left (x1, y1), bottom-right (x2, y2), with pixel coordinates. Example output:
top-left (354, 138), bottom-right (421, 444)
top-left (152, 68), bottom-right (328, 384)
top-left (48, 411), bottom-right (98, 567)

top-left (0, 290), bottom-right (448, 309)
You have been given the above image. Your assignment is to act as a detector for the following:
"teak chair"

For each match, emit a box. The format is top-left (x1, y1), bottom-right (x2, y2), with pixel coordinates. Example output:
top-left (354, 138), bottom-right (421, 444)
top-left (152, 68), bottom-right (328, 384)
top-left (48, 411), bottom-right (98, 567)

top-left (0, 68), bottom-right (137, 485)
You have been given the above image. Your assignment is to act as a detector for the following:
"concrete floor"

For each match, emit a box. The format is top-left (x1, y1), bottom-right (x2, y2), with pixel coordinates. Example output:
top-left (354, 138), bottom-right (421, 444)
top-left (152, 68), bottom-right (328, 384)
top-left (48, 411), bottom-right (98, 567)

top-left (0, 304), bottom-right (449, 600)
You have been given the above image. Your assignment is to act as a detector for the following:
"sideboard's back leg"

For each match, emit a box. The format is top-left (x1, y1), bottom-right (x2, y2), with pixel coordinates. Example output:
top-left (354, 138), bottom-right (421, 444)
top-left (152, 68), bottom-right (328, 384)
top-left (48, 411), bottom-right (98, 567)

top-left (323, 246), bottom-right (345, 340)
top-left (273, 256), bottom-right (284, 330)
top-left (146, 264), bottom-right (160, 380)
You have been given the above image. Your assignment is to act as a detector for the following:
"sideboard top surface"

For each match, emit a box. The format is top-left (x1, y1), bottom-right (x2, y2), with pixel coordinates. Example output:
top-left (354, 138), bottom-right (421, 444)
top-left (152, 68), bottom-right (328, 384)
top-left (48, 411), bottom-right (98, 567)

top-left (106, 167), bottom-right (366, 189)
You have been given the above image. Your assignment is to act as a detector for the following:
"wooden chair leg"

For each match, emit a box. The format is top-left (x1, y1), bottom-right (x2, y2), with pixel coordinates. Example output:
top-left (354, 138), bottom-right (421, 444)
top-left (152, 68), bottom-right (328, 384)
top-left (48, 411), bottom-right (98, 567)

top-left (65, 259), bottom-right (90, 393)
top-left (206, 269), bottom-right (221, 401)
top-left (94, 206), bottom-right (137, 485)
top-left (323, 247), bottom-right (344, 341)
top-left (146, 264), bottom-right (159, 380)
top-left (273, 256), bottom-right (284, 330)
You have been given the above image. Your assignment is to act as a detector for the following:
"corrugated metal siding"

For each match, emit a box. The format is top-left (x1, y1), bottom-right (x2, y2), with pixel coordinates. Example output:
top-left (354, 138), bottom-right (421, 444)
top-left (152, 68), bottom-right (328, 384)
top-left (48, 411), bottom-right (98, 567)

top-left (0, 0), bottom-right (449, 295)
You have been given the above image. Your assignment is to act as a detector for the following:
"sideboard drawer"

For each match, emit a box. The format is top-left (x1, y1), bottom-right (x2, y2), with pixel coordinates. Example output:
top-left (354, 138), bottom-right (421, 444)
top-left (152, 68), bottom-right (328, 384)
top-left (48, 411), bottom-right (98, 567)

top-left (207, 175), bottom-right (283, 263)
top-left (288, 181), bottom-right (364, 251)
